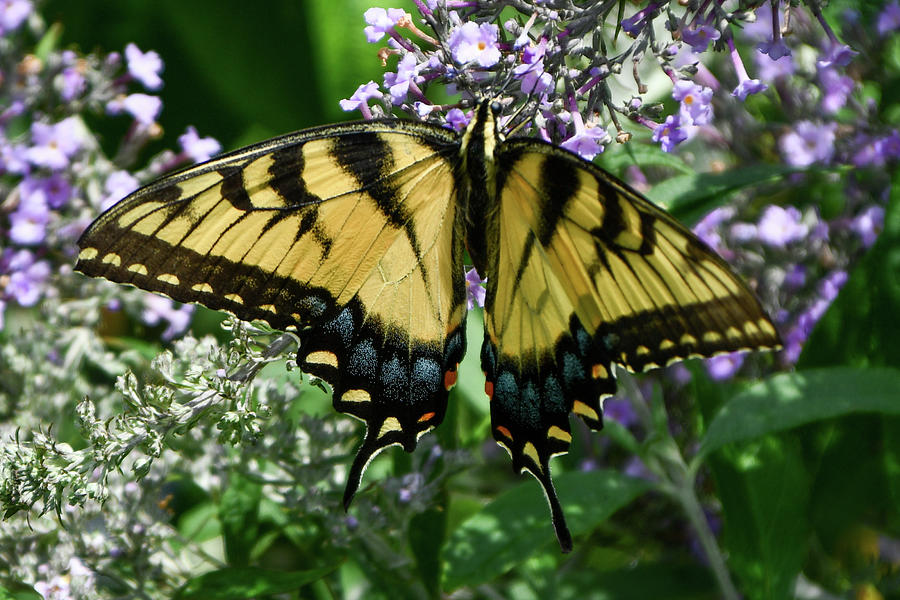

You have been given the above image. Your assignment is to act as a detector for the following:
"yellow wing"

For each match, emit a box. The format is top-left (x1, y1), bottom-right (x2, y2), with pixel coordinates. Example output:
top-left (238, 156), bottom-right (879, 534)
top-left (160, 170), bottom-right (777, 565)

top-left (76, 121), bottom-right (469, 505)
top-left (480, 139), bottom-right (781, 550)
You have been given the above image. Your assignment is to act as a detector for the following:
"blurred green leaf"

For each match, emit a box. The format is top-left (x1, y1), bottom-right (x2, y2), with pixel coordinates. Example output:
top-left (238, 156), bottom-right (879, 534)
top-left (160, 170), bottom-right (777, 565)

top-left (697, 367), bottom-right (900, 459)
top-left (220, 472), bottom-right (262, 567)
top-left (597, 141), bottom-right (695, 176)
top-left (409, 504), bottom-right (447, 597)
top-left (442, 470), bottom-right (650, 590)
top-left (0, 580), bottom-right (42, 600)
top-left (710, 435), bottom-right (809, 600)
top-left (174, 565), bottom-right (338, 600)
top-left (558, 561), bottom-right (717, 600)
top-left (648, 164), bottom-right (797, 223)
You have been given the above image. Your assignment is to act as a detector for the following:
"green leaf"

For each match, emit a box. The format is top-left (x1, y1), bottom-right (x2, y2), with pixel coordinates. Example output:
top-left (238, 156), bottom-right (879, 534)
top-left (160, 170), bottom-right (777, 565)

top-left (648, 164), bottom-right (797, 224)
top-left (697, 367), bottom-right (900, 460)
top-left (220, 472), bottom-right (262, 567)
top-left (709, 435), bottom-right (809, 600)
top-left (442, 470), bottom-right (651, 590)
top-left (596, 142), bottom-right (695, 176)
top-left (174, 565), bottom-right (338, 600)
top-left (408, 504), bottom-right (447, 597)
top-left (798, 182), bottom-right (900, 369)
top-left (0, 580), bottom-right (42, 600)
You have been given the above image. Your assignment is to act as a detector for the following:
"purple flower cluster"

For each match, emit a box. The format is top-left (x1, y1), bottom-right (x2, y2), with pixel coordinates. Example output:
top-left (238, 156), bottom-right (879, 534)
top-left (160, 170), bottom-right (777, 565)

top-left (0, 10), bottom-right (218, 338)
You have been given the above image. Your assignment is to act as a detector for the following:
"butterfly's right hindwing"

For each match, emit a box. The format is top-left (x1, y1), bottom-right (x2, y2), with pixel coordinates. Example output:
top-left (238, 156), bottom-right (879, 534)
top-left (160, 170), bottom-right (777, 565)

top-left (76, 121), bottom-right (469, 504)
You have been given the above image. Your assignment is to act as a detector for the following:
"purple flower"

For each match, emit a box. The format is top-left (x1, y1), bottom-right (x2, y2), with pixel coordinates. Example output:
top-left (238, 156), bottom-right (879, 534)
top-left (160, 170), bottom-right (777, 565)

top-left (58, 66), bottom-right (86, 101)
top-left (142, 295), bottom-right (193, 340)
top-left (25, 117), bottom-right (82, 169)
top-left (693, 206), bottom-right (735, 250)
top-left (756, 205), bottom-right (808, 247)
top-left (819, 269), bottom-right (847, 303)
top-left (729, 40), bottom-right (768, 101)
top-left (0, 136), bottom-right (29, 174)
top-left (740, 1), bottom-right (777, 42)
top-left (9, 193), bottom-right (50, 245)
top-left (757, 39), bottom-right (791, 61)
top-left (339, 81), bottom-right (381, 116)
top-left (602, 397), bottom-right (638, 428)
top-left (514, 40), bottom-right (552, 96)
top-left (125, 43), bottom-right (163, 90)
top-left (107, 93), bottom-right (162, 125)
top-left (5, 252), bottom-right (50, 306)
top-left (363, 7), bottom-right (408, 43)
top-left (384, 52), bottom-right (418, 104)
top-left (706, 352), bottom-right (745, 381)
top-left (0, 0), bottom-right (31, 35)
top-left (779, 121), bottom-right (837, 167)
top-left (817, 43), bottom-right (856, 70)
top-left (445, 108), bottom-right (470, 131)
top-left (101, 170), bottom-right (140, 211)
top-left (682, 24), bottom-right (720, 53)
top-left (878, 1), bottom-right (900, 35)
top-left (465, 267), bottom-right (486, 310)
top-left (818, 67), bottom-right (854, 114)
top-left (672, 79), bottom-right (713, 126)
top-left (851, 205), bottom-right (884, 247)
top-left (560, 111), bottom-right (610, 161)
top-left (784, 264), bottom-right (806, 288)
top-left (179, 126), bottom-right (220, 163)
top-left (449, 22), bottom-right (501, 68)
top-left (652, 113), bottom-right (689, 153)
top-left (21, 173), bottom-right (72, 209)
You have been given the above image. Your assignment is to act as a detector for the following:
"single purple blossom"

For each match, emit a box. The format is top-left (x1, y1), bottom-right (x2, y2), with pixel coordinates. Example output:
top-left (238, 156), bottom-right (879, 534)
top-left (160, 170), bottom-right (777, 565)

top-left (9, 194), bottom-right (50, 245)
top-left (0, 0), bottom-right (31, 35)
top-left (779, 121), bottom-right (837, 167)
top-left (652, 113), bottom-right (689, 153)
top-left (622, 3), bottom-right (661, 37)
top-left (101, 170), bottom-right (140, 211)
top-left (819, 269), bottom-right (848, 303)
top-left (693, 206), bottom-right (735, 251)
top-left (21, 173), bottom-right (72, 209)
top-left (25, 117), bottom-right (82, 169)
top-left (107, 93), bottom-right (162, 125)
top-left (560, 111), bottom-right (610, 161)
top-left (784, 264), bottom-right (806, 288)
top-left (363, 7), bottom-right (407, 43)
top-left (125, 43), bottom-right (163, 90)
top-left (449, 22), bottom-right (501, 68)
top-left (672, 79), bottom-right (713, 126)
top-left (179, 126), bottom-right (220, 163)
top-left (682, 24), bottom-right (720, 53)
top-left (445, 108), bottom-right (470, 131)
top-left (706, 352), bottom-right (745, 381)
top-left (465, 267), bottom-right (486, 310)
top-left (729, 40), bottom-right (768, 100)
top-left (878, 1), bottom-right (900, 35)
top-left (740, 0), bottom-right (777, 42)
top-left (0, 137), bottom-right (29, 174)
top-left (817, 43), bottom-right (856, 70)
top-left (339, 81), bottom-right (381, 117)
top-left (757, 39), bottom-right (792, 60)
top-left (58, 66), bottom-right (86, 101)
top-left (757, 205), bottom-right (808, 247)
top-left (142, 295), bottom-right (193, 340)
top-left (6, 255), bottom-right (50, 306)
top-left (818, 67), bottom-right (854, 114)
top-left (602, 397), bottom-right (638, 428)
top-left (384, 52), bottom-right (418, 104)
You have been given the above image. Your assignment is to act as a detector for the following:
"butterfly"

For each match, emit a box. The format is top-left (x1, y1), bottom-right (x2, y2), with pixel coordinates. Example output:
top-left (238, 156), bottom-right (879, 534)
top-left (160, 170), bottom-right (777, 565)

top-left (76, 99), bottom-right (781, 552)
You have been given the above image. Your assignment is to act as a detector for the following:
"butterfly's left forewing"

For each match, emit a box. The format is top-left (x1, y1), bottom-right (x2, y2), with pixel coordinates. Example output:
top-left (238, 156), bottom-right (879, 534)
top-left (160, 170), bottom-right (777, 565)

top-left (77, 122), bottom-right (469, 505)
top-left (481, 139), bottom-right (781, 550)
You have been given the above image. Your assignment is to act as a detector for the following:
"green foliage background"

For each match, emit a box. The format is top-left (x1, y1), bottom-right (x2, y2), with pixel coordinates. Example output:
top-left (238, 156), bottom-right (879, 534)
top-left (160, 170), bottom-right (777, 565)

top-left (22, 1), bottom-right (900, 598)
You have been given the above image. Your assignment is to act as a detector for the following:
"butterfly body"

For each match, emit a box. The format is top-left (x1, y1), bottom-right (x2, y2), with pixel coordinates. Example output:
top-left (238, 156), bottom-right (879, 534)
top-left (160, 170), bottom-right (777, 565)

top-left (77, 100), bottom-right (780, 552)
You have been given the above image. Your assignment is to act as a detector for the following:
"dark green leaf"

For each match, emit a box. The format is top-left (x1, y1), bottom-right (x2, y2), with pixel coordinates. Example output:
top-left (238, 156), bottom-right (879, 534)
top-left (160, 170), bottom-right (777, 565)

top-left (220, 472), bottom-right (262, 567)
top-left (0, 580), bottom-right (42, 600)
top-left (698, 367), bottom-right (900, 459)
top-left (174, 565), bottom-right (338, 600)
top-left (442, 470), bottom-right (651, 590)
top-left (709, 435), bottom-right (809, 600)
top-left (409, 505), bottom-right (447, 598)
top-left (597, 141), bottom-right (694, 176)
top-left (648, 164), bottom-right (797, 224)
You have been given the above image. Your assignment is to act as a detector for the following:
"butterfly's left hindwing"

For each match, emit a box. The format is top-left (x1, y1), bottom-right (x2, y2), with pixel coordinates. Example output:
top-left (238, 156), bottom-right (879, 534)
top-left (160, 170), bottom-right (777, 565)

top-left (477, 137), bottom-right (781, 550)
top-left (76, 121), bottom-right (468, 504)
